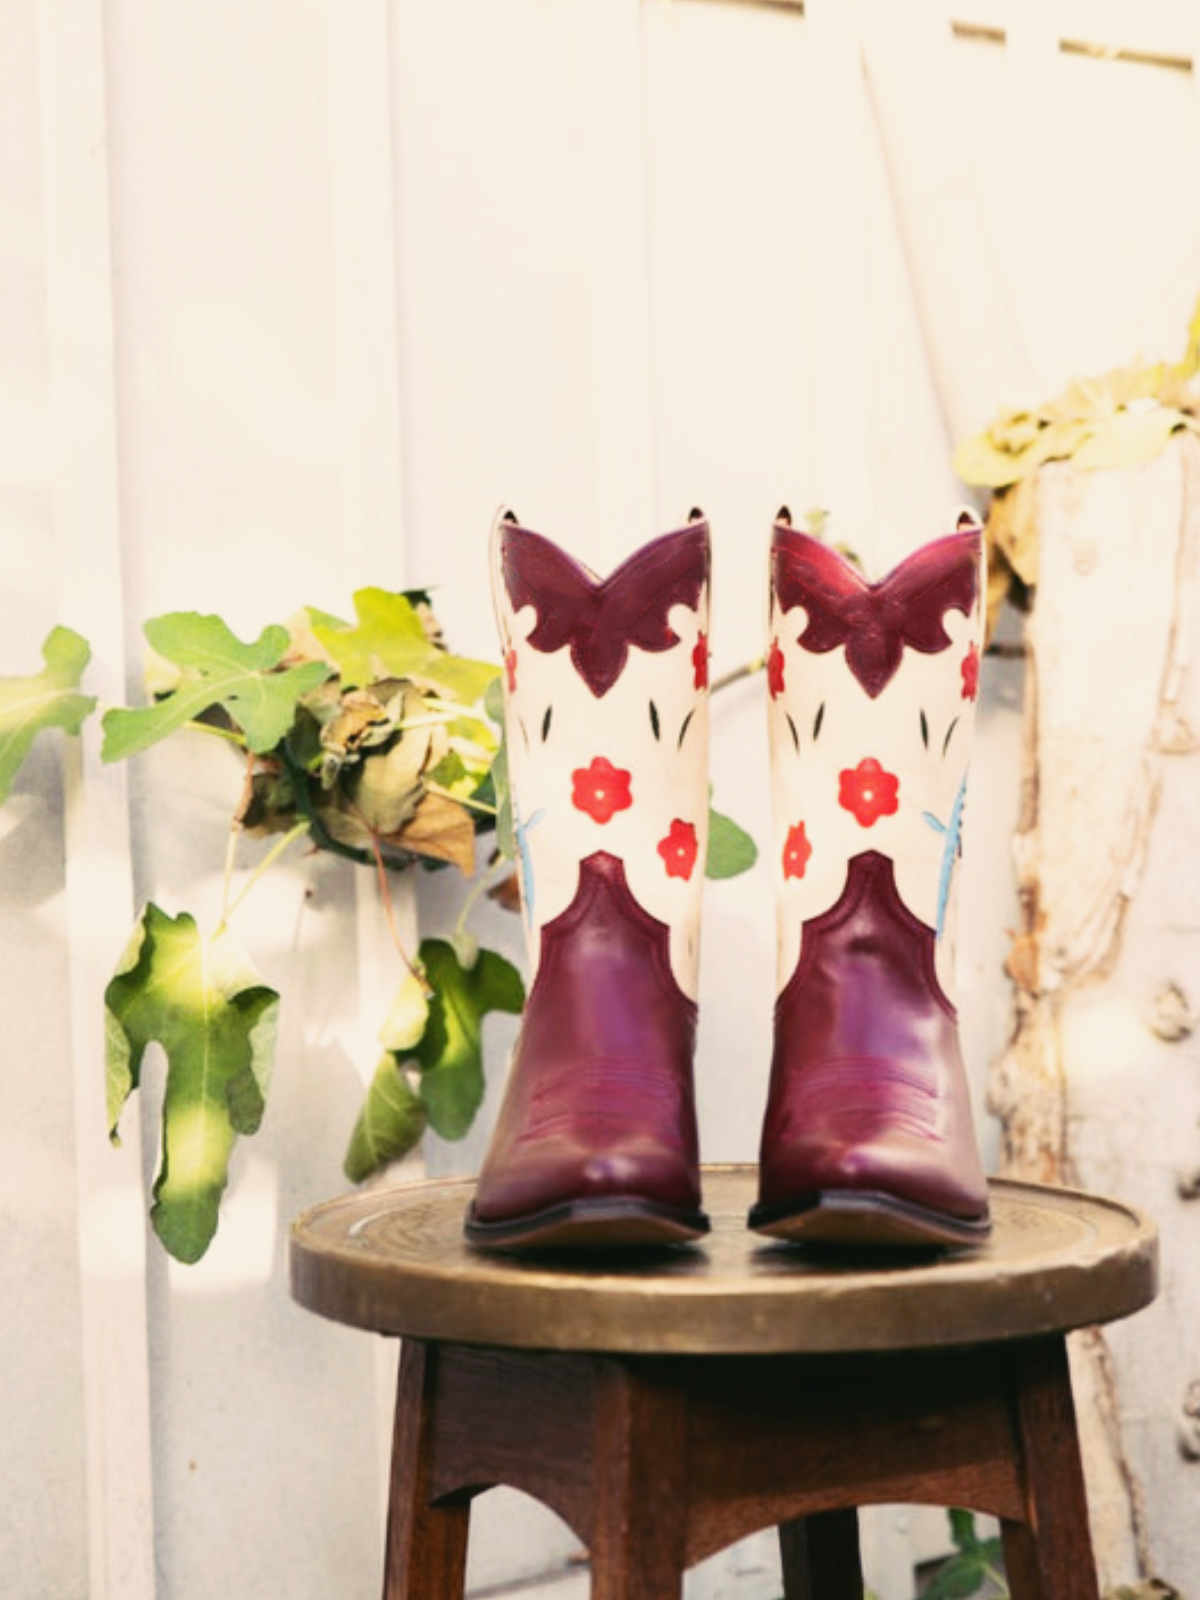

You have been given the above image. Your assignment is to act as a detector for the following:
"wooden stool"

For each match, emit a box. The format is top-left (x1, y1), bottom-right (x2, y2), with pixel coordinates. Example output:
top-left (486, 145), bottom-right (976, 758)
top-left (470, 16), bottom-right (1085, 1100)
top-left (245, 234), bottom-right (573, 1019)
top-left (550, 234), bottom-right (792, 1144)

top-left (290, 1166), bottom-right (1156, 1600)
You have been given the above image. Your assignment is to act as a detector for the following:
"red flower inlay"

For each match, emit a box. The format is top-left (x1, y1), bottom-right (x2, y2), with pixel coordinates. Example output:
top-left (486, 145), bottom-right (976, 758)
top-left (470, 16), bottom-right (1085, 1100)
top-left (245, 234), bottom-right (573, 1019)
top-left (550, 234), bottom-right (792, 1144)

top-left (782, 821), bottom-right (812, 880)
top-left (692, 632), bottom-right (710, 691)
top-left (767, 637), bottom-right (786, 699)
top-left (571, 756), bottom-right (633, 824)
top-left (838, 757), bottom-right (900, 827)
top-left (961, 640), bottom-right (980, 701)
top-left (658, 818), bottom-right (699, 880)
top-left (504, 646), bottom-right (518, 692)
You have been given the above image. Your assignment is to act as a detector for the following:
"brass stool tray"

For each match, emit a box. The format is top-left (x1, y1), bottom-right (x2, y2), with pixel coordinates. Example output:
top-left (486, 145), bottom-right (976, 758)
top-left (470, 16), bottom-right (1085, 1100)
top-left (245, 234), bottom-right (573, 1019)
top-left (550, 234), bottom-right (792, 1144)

top-left (290, 1165), bottom-right (1157, 1355)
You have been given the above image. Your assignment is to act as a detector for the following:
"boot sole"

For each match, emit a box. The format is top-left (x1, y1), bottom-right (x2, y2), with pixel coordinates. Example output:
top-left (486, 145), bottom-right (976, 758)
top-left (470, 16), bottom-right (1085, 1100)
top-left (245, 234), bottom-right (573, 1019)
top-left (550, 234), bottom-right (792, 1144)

top-left (748, 1190), bottom-right (991, 1251)
top-left (464, 1196), bottom-right (710, 1253)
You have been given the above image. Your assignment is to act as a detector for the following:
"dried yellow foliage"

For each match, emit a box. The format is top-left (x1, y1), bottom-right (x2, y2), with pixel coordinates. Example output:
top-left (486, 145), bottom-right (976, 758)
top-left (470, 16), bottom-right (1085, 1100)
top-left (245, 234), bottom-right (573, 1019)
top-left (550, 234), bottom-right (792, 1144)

top-left (956, 291), bottom-right (1200, 628)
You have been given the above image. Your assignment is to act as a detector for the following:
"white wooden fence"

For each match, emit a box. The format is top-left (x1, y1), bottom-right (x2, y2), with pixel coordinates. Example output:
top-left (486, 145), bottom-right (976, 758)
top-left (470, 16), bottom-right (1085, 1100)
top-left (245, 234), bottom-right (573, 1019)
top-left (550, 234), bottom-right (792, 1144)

top-left (3, 2), bottom-right (1198, 1596)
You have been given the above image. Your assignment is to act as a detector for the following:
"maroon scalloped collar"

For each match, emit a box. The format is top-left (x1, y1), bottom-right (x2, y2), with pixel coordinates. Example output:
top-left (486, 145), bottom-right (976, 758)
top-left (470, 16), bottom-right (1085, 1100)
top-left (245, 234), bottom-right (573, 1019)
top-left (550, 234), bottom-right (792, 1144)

top-left (772, 523), bottom-right (980, 698)
top-left (500, 518), bottom-right (710, 698)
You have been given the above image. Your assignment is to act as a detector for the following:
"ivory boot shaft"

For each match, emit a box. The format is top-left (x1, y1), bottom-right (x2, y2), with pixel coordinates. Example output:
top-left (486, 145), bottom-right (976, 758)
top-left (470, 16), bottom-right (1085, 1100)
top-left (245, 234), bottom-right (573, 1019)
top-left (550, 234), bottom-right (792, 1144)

top-left (466, 510), bottom-right (712, 1249)
top-left (752, 510), bottom-right (991, 1247)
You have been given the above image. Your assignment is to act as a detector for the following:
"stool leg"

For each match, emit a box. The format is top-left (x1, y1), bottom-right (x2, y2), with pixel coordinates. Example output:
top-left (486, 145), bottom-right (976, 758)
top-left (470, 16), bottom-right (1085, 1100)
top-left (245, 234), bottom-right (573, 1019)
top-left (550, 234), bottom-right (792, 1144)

top-left (588, 1361), bottom-right (688, 1600)
top-left (1001, 1337), bottom-right (1100, 1600)
top-left (779, 1511), bottom-right (864, 1600)
top-left (383, 1341), bottom-right (471, 1600)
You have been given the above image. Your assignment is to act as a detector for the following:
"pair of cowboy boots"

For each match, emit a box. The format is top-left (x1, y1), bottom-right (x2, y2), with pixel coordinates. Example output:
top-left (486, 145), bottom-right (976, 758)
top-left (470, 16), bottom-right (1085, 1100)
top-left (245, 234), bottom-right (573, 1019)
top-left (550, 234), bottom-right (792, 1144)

top-left (466, 506), bottom-right (991, 1252)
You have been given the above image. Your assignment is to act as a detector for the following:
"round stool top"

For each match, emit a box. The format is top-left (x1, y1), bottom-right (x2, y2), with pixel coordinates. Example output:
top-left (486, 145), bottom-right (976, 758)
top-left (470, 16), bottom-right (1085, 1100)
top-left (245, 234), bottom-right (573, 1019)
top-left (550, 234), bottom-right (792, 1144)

top-left (289, 1166), bottom-right (1157, 1356)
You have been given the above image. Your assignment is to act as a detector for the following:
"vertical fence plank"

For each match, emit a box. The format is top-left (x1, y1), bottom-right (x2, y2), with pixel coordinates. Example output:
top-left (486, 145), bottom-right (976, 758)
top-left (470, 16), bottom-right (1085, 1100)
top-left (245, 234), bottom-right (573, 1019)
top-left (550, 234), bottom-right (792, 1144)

top-left (1000, 3), bottom-right (1070, 392)
top-left (579, 0), bottom-right (659, 547)
top-left (327, 0), bottom-right (407, 587)
top-left (326, 0), bottom-right (416, 1518)
top-left (34, 1), bottom-right (157, 1595)
top-left (860, 0), bottom-right (1037, 445)
top-left (801, 0), bottom-right (874, 542)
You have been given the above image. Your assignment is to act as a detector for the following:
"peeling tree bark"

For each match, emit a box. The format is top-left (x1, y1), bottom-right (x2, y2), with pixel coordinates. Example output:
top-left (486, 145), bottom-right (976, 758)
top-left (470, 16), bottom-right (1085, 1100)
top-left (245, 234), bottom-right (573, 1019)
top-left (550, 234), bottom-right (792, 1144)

top-left (989, 434), bottom-right (1200, 1590)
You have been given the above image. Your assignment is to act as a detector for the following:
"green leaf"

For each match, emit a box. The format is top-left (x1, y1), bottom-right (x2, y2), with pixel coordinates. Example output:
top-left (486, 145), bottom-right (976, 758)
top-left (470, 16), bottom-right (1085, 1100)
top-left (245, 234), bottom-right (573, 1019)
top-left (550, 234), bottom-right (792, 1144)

top-left (706, 805), bottom-right (758, 879)
top-left (426, 748), bottom-right (469, 793)
top-left (379, 968), bottom-right (431, 1052)
top-left (479, 677), bottom-right (511, 852)
top-left (920, 1552), bottom-right (993, 1600)
top-left (919, 1513), bottom-right (1005, 1600)
top-left (483, 673), bottom-right (505, 725)
top-left (0, 626), bottom-right (96, 803)
top-left (490, 732), bottom-right (514, 859)
top-left (343, 1054), bottom-right (427, 1182)
top-left (948, 1508), bottom-right (980, 1553)
top-left (102, 612), bottom-right (331, 761)
top-left (105, 904), bottom-right (280, 1263)
top-left (312, 588), bottom-right (499, 703)
top-left (414, 938), bottom-right (524, 1139)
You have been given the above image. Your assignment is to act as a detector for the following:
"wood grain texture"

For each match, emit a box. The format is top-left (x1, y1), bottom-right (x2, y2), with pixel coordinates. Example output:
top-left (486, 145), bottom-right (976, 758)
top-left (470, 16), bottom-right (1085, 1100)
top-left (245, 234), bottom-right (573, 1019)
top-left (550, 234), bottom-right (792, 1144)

top-left (383, 1344), bottom-right (470, 1600)
top-left (1001, 1339), bottom-right (1101, 1600)
top-left (378, 1334), bottom-right (1101, 1598)
top-left (305, 1169), bottom-right (1158, 1594)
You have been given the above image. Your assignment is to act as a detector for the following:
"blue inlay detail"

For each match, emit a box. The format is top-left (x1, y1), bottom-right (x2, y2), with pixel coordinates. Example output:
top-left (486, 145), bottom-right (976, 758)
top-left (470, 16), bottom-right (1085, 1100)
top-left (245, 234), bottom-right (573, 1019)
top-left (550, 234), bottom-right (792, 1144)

top-left (922, 772), bottom-right (969, 940)
top-left (513, 801), bottom-right (546, 927)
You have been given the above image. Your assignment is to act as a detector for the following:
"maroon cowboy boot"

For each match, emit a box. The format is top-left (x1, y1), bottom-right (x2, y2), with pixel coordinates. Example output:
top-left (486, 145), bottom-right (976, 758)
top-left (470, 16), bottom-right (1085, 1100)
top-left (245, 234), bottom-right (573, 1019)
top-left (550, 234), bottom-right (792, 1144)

top-left (465, 509), bottom-right (712, 1250)
top-left (751, 510), bottom-right (992, 1248)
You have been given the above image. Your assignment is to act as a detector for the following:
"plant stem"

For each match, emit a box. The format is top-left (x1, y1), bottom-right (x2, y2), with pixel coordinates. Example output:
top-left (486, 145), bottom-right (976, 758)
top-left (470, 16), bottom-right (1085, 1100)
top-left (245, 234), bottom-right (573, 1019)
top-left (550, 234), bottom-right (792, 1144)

top-left (421, 693), bottom-right (495, 720)
top-left (711, 656), bottom-right (764, 696)
top-left (423, 780), bottom-right (497, 816)
top-left (220, 820), bottom-right (311, 929)
top-left (981, 1560), bottom-right (1010, 1596)
top-left (370, 831), bottom-right (426, 989)
top-left (396, 709), bottom-right (462, 732)
top-left (452, 852), bottom-right (512, 947)
top-left (186, 717), bottom-right (248, 747)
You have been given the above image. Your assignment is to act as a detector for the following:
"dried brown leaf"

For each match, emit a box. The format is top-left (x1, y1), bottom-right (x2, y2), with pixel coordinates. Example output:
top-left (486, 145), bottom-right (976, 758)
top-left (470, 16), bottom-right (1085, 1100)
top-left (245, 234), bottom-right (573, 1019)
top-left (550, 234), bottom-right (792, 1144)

top-left (387, 790), bottom-right (477, 875)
